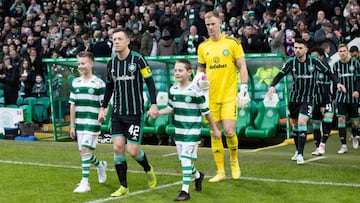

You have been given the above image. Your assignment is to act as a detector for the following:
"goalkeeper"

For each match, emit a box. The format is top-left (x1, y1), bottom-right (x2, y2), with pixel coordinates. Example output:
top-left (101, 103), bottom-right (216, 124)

top-left (195, 11), bottom-right (250, 183)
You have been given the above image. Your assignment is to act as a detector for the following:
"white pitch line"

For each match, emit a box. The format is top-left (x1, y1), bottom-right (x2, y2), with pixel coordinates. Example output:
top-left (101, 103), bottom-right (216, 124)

top-left (2, 158), bottom-right (360, 203)
top-left (241, 176), bottom-right (360, 187)
top-left (303, 156), bottom-right (327, 164)
top-left (85, 181), bottom-right (182, 203)
top-left (162, 152), bottom-right (178, 157)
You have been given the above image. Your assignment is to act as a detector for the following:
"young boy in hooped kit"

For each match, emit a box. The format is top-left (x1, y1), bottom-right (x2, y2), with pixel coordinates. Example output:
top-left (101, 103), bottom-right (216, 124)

top-left (159, 59), bottom-right (221, 201)
top-left (69, 51), bottom-right (107, 193)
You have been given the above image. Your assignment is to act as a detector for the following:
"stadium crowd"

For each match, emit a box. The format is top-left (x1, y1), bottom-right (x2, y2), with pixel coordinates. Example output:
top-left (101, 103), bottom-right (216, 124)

top-left (0, 0), bottom-right (360, 105)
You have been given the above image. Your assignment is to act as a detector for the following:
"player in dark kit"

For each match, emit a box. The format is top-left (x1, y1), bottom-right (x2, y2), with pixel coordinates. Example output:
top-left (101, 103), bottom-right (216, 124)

top-left (267, 38), bottom-right (346, 164)
top-left (333, 44), bottom-right (360, 154)
top-left (309, 47), bottom-right (334, 156)
top-left (98, 28), bottom-right (159, 197)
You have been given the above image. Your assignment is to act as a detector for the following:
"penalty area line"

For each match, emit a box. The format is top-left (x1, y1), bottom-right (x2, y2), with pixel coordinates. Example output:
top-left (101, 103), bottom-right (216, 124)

top-left (85, 181), bottom-right (182, 203)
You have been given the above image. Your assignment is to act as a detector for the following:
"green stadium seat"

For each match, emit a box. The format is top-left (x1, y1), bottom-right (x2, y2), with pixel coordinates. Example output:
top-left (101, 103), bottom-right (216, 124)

top-left (155, 82), bottom-right (167, 92)
top-left (0, 89), bottom-right (3, 97)
top-left (143, 105), bottom-right (170, 135)
top-left (33, 97), bottom-right (50, 122)
top-left (236, 105), bottom-right (252, 137)
top-left (17, 97), bottom-right (23, 106)
top-left (5, 104), bottom-right (18, 108)
top-left (245, 93), bottom-right (280, 139)
top-left (152, 69), bottom-right (164, 76)
top-left (152, 75), bottom-right (167, 83)
top-left (22, 97), bottom-right (37, 105)
top-left (0, 97), bottom-right (4, 107)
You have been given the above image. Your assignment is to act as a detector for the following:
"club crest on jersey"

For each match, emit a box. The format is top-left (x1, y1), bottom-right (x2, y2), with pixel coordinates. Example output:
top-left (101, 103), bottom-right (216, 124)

top-left (318, 73), bottom-right (324, 80)
top-left (128, 63), bottom-right (136, 73)
top-left (185, 96), bottom-right (192, 103)
top-left (308, 64), bottom-right (315, 73)
top-left (223, 49), bottom-right (229, 56)
top-left (350, 65), bottom-right (355, 73)
top-left (88, 88), bottom-right (95, 94)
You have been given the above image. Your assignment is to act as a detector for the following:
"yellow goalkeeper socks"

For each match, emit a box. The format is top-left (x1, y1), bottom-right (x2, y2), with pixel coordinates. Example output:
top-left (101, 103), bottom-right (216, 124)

top-left (225, 133), bottom-right (239, 161)
top-left (211, 136), bottom-right (225, 171)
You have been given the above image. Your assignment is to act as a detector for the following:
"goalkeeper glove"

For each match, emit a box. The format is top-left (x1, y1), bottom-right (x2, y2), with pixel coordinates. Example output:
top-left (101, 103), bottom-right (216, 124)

top-left (237, 84), bottom-right (250, 108)
top-left (194, 72), bottom-right (210, 90)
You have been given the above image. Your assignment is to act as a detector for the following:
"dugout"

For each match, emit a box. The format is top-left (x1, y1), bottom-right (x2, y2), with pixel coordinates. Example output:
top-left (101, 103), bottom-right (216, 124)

top-left (42, 53), bottom-right (289, 144)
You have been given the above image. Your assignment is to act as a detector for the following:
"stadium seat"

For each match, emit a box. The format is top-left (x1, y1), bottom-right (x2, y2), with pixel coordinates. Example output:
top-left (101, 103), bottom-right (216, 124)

top-left (0, 89), bottom-right (3, 97)
top-left (152, 69), bottom-right (164, 76)
top-left (17, 97), bottom-right (23, 106)
top-left (33, 97), bottom-right (50, 122)
top-left (245, 93), bottom-right (280, 139)
top-left (155, 82), bottom-right (167, 92)
top-left (0, 97), bottom-right (4, 107)
top-left (22, 97), bottom-right (37, 105)
top-left (143, 106), bottom-right (170, 135)
top-left (236, 105), bottom-right (252, 137)
top-left (152, 74), bottom-right (167, 83)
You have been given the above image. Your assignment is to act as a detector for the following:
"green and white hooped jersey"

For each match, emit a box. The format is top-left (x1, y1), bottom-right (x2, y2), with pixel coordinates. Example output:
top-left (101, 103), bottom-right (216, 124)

top-left (168, 84), bottom-right (209, 144)
top-left (69, 76), bottom-right (105, 136)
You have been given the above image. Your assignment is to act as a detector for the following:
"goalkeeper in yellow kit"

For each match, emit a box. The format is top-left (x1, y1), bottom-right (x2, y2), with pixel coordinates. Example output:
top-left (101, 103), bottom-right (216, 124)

top-left (194, 11), bottom-right (250, 182)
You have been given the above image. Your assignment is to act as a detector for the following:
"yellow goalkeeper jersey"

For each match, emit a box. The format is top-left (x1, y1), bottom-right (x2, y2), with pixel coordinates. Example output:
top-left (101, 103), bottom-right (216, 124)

top-left (197, 34), bottom-right (244, 103)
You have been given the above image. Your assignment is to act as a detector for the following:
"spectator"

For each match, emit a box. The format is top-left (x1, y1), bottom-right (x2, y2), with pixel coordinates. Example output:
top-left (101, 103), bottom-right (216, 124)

top-left (159, 4), bottom-right (179, 37)
top-left (68, 2), bottom-right (85, 25)
top-left (19, 59), bottom-right (32, 98)
top-left (308, 10), bottom-right (327, 33)
top-left (343, 15), bottom-right (360, 44)
top-left (26, 0), bottom-right (41, 16)
top-left (10, 0), bottom-right (26, 19)
top-left (350, 46), bottom-right (360, 60)
top-left (31, 74), bottom-right (47, 98)
top-left (92, 31), bottom-right (112, 57)
top-left (294, 20), bottom-right (308, 39)
top-left (224, 1), bottom-right (238, 24)
top-left (129, 24), bottom-right (142, 53)
top-left (140, 26), bottom-right (157, 56)
top-left (157, 29), bottom-right (177, 56)
top-left (58, 39), bottom-right (69, 58)
top-left (301, 31), bottom-right (316, 51)
top-left (314, 22), bottom-right (338, 56)
top-left (239, 23), bottom-right (263, 53)
top-left (284, 29), bottom-right (295, 57)
top-left (192, 8), bottom-right (208, 38)
top-left (66, 37), bottom-right (85, 58)
top-left (180, 25), bottom-right (204, 55)
top-left (288, 3), bottom-right (306, 27)
top-left (127, 13), bottom-right (142, 32)
top-left (2, 55), bottom-right (20, 106)
top-left (343, 0), bottom-right (358, 18)
top-left (268, 24), bottom-right (286, 55)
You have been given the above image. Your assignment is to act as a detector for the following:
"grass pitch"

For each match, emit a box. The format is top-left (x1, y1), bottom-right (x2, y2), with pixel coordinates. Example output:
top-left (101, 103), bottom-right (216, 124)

top-left (0, 134), bottom-right (359, 203)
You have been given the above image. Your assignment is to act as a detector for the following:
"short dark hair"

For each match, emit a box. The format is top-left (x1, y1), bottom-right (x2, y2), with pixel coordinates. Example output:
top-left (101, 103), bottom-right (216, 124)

top-left (295, 38), bottom-right (307, 47)
top-left (350, 46), bottom-right (359, 52)
top-left (113, 27), bottom-right (130, 38)
top-left (310, 47), bottom-right (325, 57)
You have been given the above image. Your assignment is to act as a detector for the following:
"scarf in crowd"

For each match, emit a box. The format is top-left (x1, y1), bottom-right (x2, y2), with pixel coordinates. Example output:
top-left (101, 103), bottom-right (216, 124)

top-left (185, 9), bottom-right (195, 26)
top-left (187, 34), bottom-right (198, 55)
